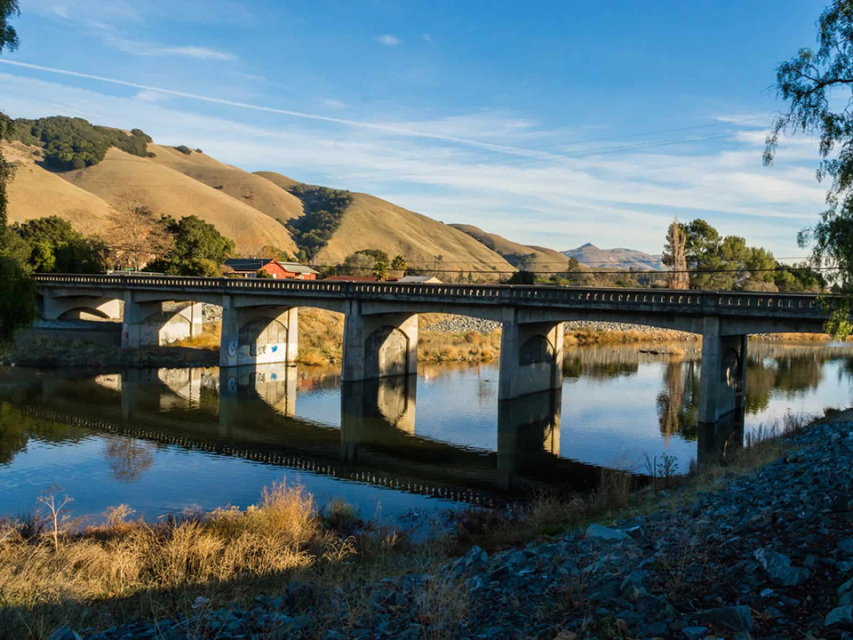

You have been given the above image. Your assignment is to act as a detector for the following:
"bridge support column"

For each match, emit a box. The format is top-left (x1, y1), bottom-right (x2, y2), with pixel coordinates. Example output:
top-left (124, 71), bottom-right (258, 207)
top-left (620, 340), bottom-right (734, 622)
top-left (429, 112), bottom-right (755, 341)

top-left (219, 296), bottom-right (298, 367)
top-left (498, 311), bottom-right (563, 400)
top-left (42, 292), bottom-right (122, 321)
top-left (122, 292), bottom-right (204, 348)
top-left (341, 301), bottom-right (418, 382)
top-left (699, 317), bottom-right (747, 425)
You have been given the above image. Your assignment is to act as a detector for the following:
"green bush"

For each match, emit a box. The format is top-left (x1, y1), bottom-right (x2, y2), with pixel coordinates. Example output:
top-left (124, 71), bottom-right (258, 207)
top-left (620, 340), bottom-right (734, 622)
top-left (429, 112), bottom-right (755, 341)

top-left (174, 145), bottom-right (192, 155)
top-left (8, 116), bottom-right (153, 171)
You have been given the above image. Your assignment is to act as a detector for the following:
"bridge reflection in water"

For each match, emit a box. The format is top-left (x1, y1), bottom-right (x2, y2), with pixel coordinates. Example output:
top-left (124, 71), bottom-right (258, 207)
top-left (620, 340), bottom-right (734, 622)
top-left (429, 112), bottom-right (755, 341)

top-left (3, 360), bottom-right (752, 504)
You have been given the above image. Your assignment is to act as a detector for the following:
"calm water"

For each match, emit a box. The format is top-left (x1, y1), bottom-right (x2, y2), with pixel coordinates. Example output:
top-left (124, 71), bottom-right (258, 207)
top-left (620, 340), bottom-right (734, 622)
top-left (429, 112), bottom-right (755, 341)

top-left (1, 341), bottom-right (852, 522)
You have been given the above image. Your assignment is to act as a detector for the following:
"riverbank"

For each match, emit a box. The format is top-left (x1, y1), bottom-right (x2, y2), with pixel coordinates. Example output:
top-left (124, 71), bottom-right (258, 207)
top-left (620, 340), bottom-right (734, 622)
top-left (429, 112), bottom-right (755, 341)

top-left (9, 409), bottom-right (853, 639)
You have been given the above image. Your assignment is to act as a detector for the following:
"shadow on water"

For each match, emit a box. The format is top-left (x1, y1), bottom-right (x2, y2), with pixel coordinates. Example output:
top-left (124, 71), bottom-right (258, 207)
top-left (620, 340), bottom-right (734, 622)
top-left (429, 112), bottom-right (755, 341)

top-left (1, 340), bottom-right (851, 519)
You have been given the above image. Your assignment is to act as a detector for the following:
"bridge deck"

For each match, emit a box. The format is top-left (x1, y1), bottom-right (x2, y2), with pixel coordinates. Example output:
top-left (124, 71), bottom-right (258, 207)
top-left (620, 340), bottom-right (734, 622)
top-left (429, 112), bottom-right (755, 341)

top-left (33, 274), bottom-right (832, 320)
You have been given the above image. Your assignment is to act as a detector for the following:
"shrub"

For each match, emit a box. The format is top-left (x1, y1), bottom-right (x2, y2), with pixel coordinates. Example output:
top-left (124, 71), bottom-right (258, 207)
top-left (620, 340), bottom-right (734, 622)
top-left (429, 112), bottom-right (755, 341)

top-left (174, 145), bottom-right (192, 155)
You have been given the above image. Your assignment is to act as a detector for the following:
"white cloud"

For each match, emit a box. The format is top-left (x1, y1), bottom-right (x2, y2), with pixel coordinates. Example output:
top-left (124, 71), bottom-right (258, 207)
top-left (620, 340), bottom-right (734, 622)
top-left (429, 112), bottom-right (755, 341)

top-left (422, 34), bottom-right (433, 43)
top-left (134, 89), bottom-right (169, 103)
top-left (320, 98), bottom-right (346, 109)
top-left (104, 36), bottom-right (237, 60)
top-left (374, 34), bottom-right (402, 46)
top-left (154, 45), bottom-right (237, 60)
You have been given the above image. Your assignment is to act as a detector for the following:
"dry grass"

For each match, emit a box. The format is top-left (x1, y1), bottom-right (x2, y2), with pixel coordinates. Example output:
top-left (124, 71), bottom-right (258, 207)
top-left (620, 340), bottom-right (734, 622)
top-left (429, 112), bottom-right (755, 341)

top-left (172, 322), bottom-right (222, 350)
top-left (751, 332), bottom-right (853, 342)
top-left (564, 327), bottom-right (696, 345)
top-left (0, 481), bottom-right (451, 639)
top-left (419, 329), bottom-right (501, 363)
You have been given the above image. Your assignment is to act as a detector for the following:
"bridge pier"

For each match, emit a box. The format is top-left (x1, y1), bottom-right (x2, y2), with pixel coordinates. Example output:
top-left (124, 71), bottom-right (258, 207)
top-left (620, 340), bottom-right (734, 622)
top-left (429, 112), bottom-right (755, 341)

top-left (499, 312), bottom-right (564, 400)
top-left (42, 292), bottom-right (122, 321)
top-left (341, 302), bottom-right (418, 382)
top-left (698, 317), bottom-right (747, 426)
top-left (122, 292), bottom-right (204, 347)
top-left (219, 296), bottom-right (298, 367)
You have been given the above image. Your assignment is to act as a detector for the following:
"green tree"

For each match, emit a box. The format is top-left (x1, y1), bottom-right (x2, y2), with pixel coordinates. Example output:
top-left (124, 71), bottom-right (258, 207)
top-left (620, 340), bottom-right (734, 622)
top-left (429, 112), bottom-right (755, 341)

top-left (391, 254), bottom-right (408, 272)
top-left (0, 1), bottom-right (35, 343)
top-left (0, 0), bottom-right (19, 55)
top-left (373, 258), bottom-right (390, 281)
top-left (0, 255), bottom-right (35, 344)
top-left (147, 215), bottom-right (235, 276)
top-left (765, 1), bottom-right (853, 335)
top-left (10, 216), bottom-right (109, 273)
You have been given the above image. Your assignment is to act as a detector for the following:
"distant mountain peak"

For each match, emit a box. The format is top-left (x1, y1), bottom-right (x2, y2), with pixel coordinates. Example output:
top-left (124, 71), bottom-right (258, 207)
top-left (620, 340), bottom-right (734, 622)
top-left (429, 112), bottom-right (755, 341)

top-left (563, 243), bottom-right (663, 271)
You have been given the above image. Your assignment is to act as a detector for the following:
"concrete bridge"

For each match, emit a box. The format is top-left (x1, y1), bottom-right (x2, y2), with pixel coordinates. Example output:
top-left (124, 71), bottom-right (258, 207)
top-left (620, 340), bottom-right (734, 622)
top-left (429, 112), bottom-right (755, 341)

top-left (33, 273), bottom-right (838, 426)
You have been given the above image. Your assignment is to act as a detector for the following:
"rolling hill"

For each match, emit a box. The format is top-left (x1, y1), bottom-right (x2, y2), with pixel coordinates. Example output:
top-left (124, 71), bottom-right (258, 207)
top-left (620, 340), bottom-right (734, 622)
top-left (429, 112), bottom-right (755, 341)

top-left (563, 243), bottom-right (663, 271)
top-left (449, 224), bottom-right (578, 273)
top-left (2, 116), bottom-right (514, 273)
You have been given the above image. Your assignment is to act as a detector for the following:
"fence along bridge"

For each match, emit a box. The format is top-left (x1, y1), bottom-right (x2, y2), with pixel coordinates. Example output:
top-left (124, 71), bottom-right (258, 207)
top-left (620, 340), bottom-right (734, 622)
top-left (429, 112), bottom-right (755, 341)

top-left (33, 274), bottom-right (839, 426)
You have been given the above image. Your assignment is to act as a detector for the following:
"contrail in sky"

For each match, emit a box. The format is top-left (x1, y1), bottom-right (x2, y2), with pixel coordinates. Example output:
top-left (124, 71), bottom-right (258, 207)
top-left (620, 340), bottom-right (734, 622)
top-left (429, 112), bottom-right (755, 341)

top-left (0, 60), bottom-right (554, 159)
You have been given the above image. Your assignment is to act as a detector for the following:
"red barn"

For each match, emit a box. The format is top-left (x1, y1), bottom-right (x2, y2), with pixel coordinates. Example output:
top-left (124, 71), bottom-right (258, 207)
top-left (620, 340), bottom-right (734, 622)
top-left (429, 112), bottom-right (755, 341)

top-left (224, 259), bottom-right (319, 280)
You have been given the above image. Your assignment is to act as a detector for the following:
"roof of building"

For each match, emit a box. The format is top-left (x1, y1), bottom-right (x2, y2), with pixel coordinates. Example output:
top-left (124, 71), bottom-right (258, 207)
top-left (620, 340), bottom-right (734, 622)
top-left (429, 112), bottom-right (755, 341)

top-left (322, 275), bottom-right (379, 282)
top-left (224, 259), bottom-right (318, 275)
top-left (396, 275), bottom-right (443, 284)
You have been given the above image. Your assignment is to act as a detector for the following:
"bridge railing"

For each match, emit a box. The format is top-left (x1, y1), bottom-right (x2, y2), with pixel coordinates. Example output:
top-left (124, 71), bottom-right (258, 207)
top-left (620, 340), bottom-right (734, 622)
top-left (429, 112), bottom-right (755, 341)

top-left (32, 273), bottom-right (830, 316)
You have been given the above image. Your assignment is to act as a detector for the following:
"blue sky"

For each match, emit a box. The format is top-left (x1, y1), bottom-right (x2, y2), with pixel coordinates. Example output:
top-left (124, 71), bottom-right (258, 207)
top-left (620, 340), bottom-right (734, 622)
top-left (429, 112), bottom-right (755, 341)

top-left (0, 0), bottom-right (835, 256)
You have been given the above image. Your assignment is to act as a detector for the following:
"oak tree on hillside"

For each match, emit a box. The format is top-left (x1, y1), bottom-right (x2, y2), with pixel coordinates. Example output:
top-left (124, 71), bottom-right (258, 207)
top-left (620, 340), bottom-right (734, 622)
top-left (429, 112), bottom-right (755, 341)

top-left (106, 193), bottom-right (172, 271)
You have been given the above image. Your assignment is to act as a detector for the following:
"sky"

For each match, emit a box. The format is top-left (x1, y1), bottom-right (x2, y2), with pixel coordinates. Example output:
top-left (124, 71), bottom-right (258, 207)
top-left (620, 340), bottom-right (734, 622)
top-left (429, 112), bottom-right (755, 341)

top-left (0, 0), bottom-right (838, 258)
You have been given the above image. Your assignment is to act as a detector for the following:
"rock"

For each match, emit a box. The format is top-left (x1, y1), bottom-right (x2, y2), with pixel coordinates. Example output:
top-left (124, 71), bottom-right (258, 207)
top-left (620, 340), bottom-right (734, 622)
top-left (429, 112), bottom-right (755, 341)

top-left (585, 523), bottom-right (631, 541)
top-left (47, 628), bottom-right (83, 640)
top-left (694, 606), bottom-right (753, 632)
top-left (681, 627), bottom-right (708, 640)
top-left (635, 620), bottom-right (668, 637)
top-left (825, 605), bottom-right (853, 629)
top-left (841, 577), bottom-right (853, 597)
top-left (754, 547), bottom-right (811, 586)
top-left (838, 539), bottom-right (853, 555)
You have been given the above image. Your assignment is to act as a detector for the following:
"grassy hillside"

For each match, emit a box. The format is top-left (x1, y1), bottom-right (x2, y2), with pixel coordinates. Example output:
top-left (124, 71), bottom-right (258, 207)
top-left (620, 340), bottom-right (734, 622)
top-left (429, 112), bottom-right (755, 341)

top-left (2, 141), bottom-right (115, 233)
top-left (148, 144), bottom-right (304, 224)
top-left (254, 172), bottom-right (516, 276)
top-left (4, 115), bottom-right (521, 273)
top-left (450, 223), bottom-right (576, 273)
top-left (58, 148), bottom-right (298, 255)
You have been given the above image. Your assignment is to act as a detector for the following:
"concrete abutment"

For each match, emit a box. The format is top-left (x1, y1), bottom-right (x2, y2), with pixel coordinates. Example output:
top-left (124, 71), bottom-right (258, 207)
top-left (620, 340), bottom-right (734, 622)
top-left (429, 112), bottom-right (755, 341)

top-left (219, 295), bottom-right (298, 367)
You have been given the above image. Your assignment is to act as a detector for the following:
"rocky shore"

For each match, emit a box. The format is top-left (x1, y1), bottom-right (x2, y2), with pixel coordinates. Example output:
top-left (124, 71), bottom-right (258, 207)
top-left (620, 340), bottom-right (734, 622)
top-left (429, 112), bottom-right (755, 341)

top-left (425, 316), bottom-right (698, 341)
top-left (53, 416), bottom-right (853, 640)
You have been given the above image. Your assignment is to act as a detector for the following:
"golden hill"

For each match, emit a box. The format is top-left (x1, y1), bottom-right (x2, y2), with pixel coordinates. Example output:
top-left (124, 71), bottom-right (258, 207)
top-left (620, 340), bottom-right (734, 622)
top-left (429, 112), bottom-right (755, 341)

top-left (147, 144), bottom-right (304, 223)
top-left (4, 120), bottom-right (515, 274)
top-left (3, 141), bottom-right (115, 235)
top-left (253, 172), bottom-right (515, 275)
top-left (54, 148), bottom-right (298, 255)
top-left (450, 223), bottom-right (576, 273)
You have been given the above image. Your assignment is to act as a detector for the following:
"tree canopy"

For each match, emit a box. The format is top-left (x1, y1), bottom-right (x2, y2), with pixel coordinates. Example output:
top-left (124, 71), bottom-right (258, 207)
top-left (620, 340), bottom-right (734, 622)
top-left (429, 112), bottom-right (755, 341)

top-left (147, 215), bottom-right (235, 276)
top-left (766, 1), bottom-right (853, 334)
top-left (284, 187), bottom-right (353, 260)
top-left (10, 216), bottom-right (109, 273)
top-left (0, 0), bottom-right (19, 54)
top-left (8, 116), bottom-right (153, 171)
